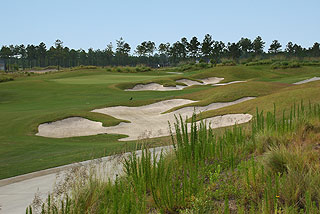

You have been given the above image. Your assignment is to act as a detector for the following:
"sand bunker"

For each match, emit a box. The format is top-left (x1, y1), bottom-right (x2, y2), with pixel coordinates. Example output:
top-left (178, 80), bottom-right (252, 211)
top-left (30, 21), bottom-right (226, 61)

top-left (126, 77), bottom-right (225, 91)
top-left (176, 79), bottom-right (203, 86)
top-left (25, 69), bottom-right (58, 73)
top-left (201, 77), bottom-right (225, 84)
top-left (125, 83), bottom-right (185, 91)
top-left (36, 117), bottom-right (107, 138)
top-left (167, 71), bottom-right (183, 74)
top-left (293, 77), bottom-right (320, 85)
top-left (213, 81), bottom-right (246, 86)
top-left (37, 97), bottom-right (254, 140)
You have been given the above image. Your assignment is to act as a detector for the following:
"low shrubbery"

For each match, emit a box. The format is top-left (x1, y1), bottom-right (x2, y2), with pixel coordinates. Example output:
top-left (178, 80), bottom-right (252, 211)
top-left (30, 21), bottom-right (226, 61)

top-left (246, 59), bottom-right (273, 66)
top-left (105, 66), bottom-right (152, 73)
top-left (70, 65), bottom-right (98, 71)
top-left (271, 61), bottom-right (301, 69)
top-left (27, 101), bottom-right (320, 213)
top-left (177, 62), bottom-right (213, 72)
top-left (0, 76), bottom-right (14, 83)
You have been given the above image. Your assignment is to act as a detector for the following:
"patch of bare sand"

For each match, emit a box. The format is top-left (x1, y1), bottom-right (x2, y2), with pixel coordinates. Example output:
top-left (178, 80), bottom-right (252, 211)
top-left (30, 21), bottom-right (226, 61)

top-left (293, 77), bottom-right (320, 85)
top-left (125, 77), bottom-right (225, 91)
top-left (213, 80), bottom-right (246, 86)
top-left (25, 69), bottom-right (58, 73)
top-left (176, 79), bottom-right (203, 86)
top-left (201, 77), bottom-right (224, 84)
top-left (37, 97), bottom-right (254, 140)
top-left (125, 83), bottom-right (185, 91)
top-left (36, 117), bottom-right (107, 138)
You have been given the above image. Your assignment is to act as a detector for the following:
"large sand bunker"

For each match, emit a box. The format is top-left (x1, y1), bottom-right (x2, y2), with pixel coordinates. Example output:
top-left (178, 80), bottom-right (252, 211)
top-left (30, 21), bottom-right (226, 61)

top-left (37, 97), bottom-right (254, 141)
top-left (293, 77), bottom-right (320, 85)
top-left (36, 117), bottom-right (107, 138)
top-left (125, 77), bottom-right (225, 91)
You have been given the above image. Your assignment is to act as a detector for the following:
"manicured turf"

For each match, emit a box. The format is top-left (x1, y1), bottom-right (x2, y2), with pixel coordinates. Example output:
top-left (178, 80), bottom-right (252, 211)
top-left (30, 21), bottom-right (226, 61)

top-left (0, 65), bottom-right (320, 179)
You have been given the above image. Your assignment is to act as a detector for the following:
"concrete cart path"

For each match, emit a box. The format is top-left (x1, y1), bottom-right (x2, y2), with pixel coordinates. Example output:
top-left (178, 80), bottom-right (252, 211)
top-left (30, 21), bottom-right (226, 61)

top-left (0, 146), bottom-right (172, 214)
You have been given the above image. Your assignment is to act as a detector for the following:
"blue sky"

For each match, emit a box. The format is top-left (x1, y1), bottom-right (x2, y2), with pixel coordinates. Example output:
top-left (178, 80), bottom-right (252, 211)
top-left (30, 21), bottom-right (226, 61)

top-left (1, 0), bottom-right (319, 52)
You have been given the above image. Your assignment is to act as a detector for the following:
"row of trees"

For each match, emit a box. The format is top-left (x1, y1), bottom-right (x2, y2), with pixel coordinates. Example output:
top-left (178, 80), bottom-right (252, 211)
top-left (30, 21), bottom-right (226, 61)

top-left (1, 35), bottom-right (320, 70)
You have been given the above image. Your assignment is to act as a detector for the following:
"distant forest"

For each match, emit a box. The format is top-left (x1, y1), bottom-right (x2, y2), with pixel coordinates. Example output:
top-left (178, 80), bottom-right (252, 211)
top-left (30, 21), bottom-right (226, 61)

top-left (1, 34), bottom-right (320, 70)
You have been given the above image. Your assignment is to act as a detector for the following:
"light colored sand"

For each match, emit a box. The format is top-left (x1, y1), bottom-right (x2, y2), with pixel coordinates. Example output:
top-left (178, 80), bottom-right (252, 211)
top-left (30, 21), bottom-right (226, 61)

top-left (166, 71), bottom-right (183, 74)
top-left (125, 83), bottom-right (185, 91)
top-left (213, 81), bottom-right (246, 86)
top-left (36, 117), bottom-right (107, 138)
top-left (37, 97), bottom-right (254, 140)
top-left (293, 77), bottom-right (320, 85)
top-left (0, 146), bottom-right (172, 214)
top-left (25, 69), bottom-right (58, 73)
top-left (176, 79), bottom-right (203, 86)
top-left (125, 77), bottom-right (225, 91)
top-left (201, 77), bottom-right (225, 84)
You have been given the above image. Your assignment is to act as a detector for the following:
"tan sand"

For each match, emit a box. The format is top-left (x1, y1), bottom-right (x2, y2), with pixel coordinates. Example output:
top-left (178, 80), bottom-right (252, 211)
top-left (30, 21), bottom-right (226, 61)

top-left (37, 97), bottom-right (255, 140)
top-left (36, 117), bottom-right (107, 138)
top-left (125, 83), bottom-right (185, 91)
top-left (125, 77), bottom-right (225, 91)
top-left (293, 77), bottom-right (320, 85)
top-left (25, 69), bottom-right (58, 73)
top-left (213, 81), bottom-right (246, 86)
top-left (176, 79), bottom-right (203, 86)
top-left (201, 77), bottom-right (225, 84)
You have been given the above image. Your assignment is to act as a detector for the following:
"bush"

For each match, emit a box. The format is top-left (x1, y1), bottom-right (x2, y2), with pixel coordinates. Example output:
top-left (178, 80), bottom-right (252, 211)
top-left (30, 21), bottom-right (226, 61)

top-left (0, 76), bottom-right (14, 83)
top-left (178, 62), bottom-right (212, 72)
top-left (271, 61), bottom-right (301, 69)
top-left (71, 65), bottom-right (97, 70)
top-left (107, 66), bottom-right (152, 73)
top-left (246, 59), bottom-right (273, 66)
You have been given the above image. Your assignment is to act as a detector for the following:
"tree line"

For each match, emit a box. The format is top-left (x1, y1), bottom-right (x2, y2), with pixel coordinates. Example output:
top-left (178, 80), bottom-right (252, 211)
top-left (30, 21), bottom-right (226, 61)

top-left (1, 35), bottom-right (320, 70)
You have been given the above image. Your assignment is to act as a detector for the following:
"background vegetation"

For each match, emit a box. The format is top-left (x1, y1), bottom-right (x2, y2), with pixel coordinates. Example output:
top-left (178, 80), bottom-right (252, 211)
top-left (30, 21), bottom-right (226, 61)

top-left (1, 35), bottom-right (319, 71)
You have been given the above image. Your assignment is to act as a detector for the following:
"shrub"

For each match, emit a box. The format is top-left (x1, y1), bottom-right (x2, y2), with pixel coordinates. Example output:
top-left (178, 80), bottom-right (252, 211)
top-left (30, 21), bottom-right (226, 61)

top-left (271, 61), bottom-right (301, 69)
top-left (0, 76), bottom-right (14, 83)
top-left (71, 65), bottom-right (97, 70)
top-left (245, 59), bottom-right (273, 66)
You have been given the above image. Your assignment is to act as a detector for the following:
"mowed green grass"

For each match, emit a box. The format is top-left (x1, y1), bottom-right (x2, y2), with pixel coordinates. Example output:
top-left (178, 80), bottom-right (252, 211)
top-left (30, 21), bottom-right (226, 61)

top-left (0, 65), bottom-right (320, 179)
top-left (51, 73), bottom-right (169, 84)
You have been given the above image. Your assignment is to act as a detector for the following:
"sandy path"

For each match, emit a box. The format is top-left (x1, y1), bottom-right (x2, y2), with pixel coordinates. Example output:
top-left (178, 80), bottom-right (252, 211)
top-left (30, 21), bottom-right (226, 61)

top-left (293, 77), bottom-right (320, 85)
top-left (37, 97), bottom-right (254, 140)
top-left (0, 146), bottom-right (172, 214)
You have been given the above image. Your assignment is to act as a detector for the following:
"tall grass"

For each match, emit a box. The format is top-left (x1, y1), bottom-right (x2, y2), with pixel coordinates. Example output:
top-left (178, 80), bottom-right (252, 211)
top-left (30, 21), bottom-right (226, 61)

top-left (27, 101), bottom-right (320, 214)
